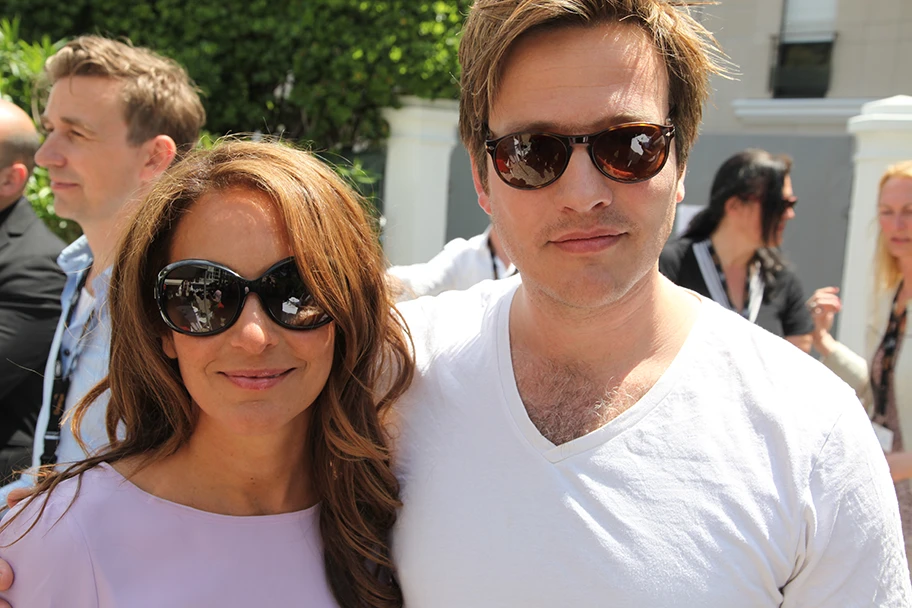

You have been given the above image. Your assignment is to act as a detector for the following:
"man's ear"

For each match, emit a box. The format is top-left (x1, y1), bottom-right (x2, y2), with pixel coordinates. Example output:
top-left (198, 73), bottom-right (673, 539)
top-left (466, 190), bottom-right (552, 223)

top-left (0, 163), bottom-right (28, 199)
top-left (161, 333), bottom-right (178, 359)
top-left (471, 157), bottom-right (492, 216)
top-left (140, 135), bottom-right (178, 183)
top-left (675, 165), bottom-right (687, 204)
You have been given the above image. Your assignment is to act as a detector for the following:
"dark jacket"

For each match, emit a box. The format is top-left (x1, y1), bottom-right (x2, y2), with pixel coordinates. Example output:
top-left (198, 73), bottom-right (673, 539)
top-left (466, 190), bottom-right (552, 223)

top-left (0, 197), bottom-right (66, 476)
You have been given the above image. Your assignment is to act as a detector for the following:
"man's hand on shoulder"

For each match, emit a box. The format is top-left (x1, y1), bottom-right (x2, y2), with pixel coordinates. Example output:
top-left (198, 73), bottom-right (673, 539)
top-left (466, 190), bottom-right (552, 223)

top-left (5, 489), bottom-right (28, 512)
top-left (0, 555), bottom-right (13, 606)
top-left (0, 486), bottom-right (26, 606)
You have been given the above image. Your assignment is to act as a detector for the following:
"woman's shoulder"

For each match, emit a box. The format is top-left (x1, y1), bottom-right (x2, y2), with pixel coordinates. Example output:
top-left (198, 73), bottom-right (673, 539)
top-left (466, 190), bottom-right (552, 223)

top-left (769, 261), bottom-right (803, 287)
top-left (1, 465), bottom-right (127, 541)
top-left (0, 469), bottom-right (104, 606)
top-left (870, 284), bottom-right (903, 323)
top-left (659, 236), bottom-right (695, 270)
top-left (2, 473), bottom-right (81, 532)
top-left (660, 236), bottom-right (695, 259)
top-left (659, 237), bottom-right (698, 283)
top-left (0, 465), bottom-right (113, 541)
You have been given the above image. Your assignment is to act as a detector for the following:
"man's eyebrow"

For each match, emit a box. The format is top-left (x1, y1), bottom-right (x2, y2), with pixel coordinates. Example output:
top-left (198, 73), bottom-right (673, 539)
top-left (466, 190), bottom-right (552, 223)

top-left (41, 114), bottom-right (97, 134)
top-left (494, 113), bottom-right (658, 136)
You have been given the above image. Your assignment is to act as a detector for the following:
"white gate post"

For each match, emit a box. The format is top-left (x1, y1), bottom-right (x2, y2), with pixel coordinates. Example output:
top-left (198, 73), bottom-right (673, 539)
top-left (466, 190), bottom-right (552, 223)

top-left (381, 96), bottom-right (460, 265)
top-left (840, 95), bottom-right (912, 351)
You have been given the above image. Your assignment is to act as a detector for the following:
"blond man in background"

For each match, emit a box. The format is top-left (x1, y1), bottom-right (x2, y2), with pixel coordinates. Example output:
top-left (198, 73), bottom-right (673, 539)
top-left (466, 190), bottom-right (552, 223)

top-left (0, 36), bottom-right (205, 503)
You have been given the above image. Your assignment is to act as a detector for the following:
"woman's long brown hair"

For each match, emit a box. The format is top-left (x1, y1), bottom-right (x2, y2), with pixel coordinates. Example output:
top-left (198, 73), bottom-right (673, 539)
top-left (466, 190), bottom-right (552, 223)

top-left (2, 139), bottom-right (414, 608)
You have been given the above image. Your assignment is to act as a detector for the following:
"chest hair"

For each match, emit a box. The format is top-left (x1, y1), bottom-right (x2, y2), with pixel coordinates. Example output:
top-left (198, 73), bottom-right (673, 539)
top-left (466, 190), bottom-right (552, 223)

top-left (512, 349), bottom-right (653, 446)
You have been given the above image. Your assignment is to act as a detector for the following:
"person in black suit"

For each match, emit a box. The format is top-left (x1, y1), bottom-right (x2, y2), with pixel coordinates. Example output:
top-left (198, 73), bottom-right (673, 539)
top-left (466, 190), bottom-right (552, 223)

top-left (0, 100), bottom-right (66, 482)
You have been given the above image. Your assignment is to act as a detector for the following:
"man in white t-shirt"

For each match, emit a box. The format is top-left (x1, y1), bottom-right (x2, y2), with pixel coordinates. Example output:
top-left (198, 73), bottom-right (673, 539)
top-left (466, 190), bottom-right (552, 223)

top-left (388, 0), bottom-right (911, 605)
top-left (388, 224), bottom-right (516, 300)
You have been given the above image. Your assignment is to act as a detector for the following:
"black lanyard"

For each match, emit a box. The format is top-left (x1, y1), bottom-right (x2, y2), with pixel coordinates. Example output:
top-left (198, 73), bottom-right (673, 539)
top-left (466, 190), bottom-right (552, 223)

top-left (693, 240), bottom-right (764, 324)
top-left (488, 236), bottom-right (516, 280)
top-left (707, 244), bottom-right (751, 316)
top-left (40, 270), bottom-right (94, 466)
top-left (873, 281), bottom-right (907, 419)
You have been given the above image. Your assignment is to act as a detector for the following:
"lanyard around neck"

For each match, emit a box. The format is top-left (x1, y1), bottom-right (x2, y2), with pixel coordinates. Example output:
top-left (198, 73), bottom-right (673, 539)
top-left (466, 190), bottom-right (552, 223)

top-left (872, 281), bottom-right (907, 419)
top-left (693, 239), bottom-right (764, 324)
top-left (488, 235), bottom-right (516, 281)
top-left (41, 269), bottom-right (95, 466)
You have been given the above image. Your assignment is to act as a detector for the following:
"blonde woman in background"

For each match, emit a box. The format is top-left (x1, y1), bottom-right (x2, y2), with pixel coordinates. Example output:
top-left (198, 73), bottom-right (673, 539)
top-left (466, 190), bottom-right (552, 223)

top-left (809, 160), bottom-right (912, 563)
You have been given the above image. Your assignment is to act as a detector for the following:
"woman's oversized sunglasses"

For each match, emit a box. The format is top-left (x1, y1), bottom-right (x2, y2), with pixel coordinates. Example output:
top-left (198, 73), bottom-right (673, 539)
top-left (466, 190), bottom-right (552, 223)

top-left (155, 257), bottom-right (332, 337)
top-left (484, 122), bottom-right (676, 190)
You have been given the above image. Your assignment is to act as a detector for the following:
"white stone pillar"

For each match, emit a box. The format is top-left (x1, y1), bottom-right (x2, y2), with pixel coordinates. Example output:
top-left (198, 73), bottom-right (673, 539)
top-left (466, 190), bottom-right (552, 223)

top-left (840, 95), bottom-right (912, 351)
top-left (382, 96), bottom-right (460, 265)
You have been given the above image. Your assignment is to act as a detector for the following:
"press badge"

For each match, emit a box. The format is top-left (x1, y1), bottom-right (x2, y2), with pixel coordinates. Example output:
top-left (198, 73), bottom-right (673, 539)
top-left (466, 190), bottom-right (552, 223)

top-left (872, 422), bottom-right (895, 454)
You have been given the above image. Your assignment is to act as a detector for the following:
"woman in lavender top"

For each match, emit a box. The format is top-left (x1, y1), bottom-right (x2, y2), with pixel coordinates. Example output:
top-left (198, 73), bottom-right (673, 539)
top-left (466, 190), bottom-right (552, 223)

top-left (0, 140), bottom-right (413, 608)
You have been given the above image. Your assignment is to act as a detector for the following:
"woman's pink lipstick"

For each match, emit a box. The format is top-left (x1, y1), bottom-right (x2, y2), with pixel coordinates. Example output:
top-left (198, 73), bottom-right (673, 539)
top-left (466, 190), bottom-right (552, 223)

top-left (220, 369), bottom-right (293, 390)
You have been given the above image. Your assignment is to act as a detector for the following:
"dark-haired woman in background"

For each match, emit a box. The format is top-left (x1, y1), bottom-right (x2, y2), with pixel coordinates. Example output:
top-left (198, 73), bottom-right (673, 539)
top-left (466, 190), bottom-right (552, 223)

top-left (660, 149), bottom-right (814, 351)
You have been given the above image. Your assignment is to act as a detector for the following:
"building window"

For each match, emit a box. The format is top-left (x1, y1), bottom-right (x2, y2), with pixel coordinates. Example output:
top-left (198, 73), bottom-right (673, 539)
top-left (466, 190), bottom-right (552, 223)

top-left (771, 40), bottom-right (834, 98)
top-left (771, 0), bottom-right (837, 98)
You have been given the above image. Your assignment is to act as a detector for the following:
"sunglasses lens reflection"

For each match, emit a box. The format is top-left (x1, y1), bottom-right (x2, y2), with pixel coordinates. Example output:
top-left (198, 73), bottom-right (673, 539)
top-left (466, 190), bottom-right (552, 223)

top-left (591, 125), bottom-right (669, 183)
top-left (493, 134), bottom-right (568, 189)
top-left (258, 262), bottom-right (331, 329)
top-left (160, 264), bottom-right (239, 334)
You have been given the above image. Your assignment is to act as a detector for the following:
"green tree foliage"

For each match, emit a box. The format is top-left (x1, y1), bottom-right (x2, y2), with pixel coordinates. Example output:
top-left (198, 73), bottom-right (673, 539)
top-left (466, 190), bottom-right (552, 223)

top-left (0, 18), bottom-right (80, 242)
top-left (3, 0), bottom-right (469, 152)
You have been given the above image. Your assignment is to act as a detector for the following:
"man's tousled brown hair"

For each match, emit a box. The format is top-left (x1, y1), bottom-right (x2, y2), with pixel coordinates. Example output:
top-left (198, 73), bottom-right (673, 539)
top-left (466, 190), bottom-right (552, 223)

top-left (459, 0), bottom-right (731, 188)
top-left (4, 139), bottom-right (413, 608)
top-left (45, 36), bottom-right (205, 152)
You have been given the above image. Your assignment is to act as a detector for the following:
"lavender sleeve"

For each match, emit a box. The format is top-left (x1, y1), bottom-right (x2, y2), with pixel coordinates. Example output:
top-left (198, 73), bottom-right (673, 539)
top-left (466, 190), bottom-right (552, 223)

top-left (0, 496), bottom-right (99, 607)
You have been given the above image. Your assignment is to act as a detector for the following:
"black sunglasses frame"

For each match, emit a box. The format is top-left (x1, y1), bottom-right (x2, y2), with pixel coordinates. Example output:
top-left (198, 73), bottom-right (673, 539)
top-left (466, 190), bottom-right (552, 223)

top-left (155, 257), bottom-right (332, 337)
top-left (484, 122), bottom-right (676, 190)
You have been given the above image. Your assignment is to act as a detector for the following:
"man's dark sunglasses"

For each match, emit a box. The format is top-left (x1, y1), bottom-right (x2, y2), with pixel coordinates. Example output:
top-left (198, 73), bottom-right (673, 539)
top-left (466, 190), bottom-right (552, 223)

top-left (484, 122), bottom-right (675, 190)
top-left (155, 257), bottom-right (332, 337)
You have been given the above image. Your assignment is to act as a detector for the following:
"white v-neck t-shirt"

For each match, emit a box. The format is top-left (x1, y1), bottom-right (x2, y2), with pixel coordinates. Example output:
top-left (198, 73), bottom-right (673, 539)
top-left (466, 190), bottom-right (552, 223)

top-left (391, 277), bottom-right (910, 607)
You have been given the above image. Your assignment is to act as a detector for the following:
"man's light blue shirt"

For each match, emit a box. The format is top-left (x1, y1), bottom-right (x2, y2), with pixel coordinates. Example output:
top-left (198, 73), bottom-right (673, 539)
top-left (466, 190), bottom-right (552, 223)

top-left (0, 236), bottom-right (112, 501)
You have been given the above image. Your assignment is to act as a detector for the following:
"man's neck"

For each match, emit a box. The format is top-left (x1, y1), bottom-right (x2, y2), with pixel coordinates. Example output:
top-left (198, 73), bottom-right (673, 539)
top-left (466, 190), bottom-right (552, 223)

top-left (0, 194), bottom-right (20, 214)
top-left (489, 228), bottom-right (512, 268)
top-left (80, 218), bottom-right (126, 295)
top-left (710, 225), bottom-right (758, 271)
top-left (511, 269), bottom-right (699, 388)
top-left (508, 269), bottom-right (700, 444)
